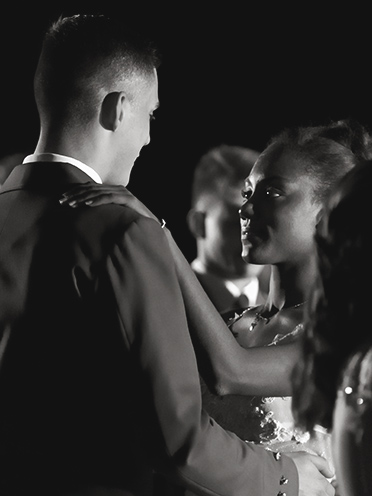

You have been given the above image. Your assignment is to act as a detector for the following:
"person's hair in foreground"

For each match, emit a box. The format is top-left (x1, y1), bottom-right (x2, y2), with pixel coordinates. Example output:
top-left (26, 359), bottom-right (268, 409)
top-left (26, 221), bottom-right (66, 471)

top-left (292, 159), bottom-right (372, 495)
top-left (292, 158), bottom-right (372, 430)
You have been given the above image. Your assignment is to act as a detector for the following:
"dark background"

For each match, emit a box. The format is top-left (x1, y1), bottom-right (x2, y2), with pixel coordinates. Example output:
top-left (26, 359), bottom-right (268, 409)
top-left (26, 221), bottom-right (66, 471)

top-left (1, 3), bottom-right (371, 260)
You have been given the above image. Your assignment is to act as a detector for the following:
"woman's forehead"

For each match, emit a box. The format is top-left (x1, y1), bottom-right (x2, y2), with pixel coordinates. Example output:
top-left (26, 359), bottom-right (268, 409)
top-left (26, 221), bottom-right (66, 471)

top-left (247, 147), bottom-right (308, 183)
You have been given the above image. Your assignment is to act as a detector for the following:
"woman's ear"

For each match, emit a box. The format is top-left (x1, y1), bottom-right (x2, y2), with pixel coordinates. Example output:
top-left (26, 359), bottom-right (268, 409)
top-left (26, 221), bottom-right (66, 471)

top-left (187, 208), bottom-right (206, 238)
top-left (100, 91), bottom-right (126, 131)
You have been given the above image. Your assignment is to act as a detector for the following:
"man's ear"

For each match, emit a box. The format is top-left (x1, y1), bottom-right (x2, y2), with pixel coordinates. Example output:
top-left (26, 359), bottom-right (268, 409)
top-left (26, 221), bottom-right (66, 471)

top-left (100, 91), bottom-right (126, 131)
top-left (187, 209), bottom-right (206, 238)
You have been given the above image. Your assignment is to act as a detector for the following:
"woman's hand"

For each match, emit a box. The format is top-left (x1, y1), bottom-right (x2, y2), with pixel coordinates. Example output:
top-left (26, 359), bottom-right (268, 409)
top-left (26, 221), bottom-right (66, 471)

top-left (59, 183), bottom-right (297, 397)
top-left (59, 183), bottom-right (159, 222)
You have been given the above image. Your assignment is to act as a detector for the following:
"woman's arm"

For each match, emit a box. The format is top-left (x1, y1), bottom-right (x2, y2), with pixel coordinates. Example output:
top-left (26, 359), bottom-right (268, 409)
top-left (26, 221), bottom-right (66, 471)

top-left (163, 226), bottom-right (299, 396)
top-left (61, 184), bottom-right (299, 396)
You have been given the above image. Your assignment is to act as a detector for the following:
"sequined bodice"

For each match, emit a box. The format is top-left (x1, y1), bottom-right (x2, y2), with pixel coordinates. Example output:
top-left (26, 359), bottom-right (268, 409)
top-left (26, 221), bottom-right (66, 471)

top-left (201, 312), bottom-right (333, 468)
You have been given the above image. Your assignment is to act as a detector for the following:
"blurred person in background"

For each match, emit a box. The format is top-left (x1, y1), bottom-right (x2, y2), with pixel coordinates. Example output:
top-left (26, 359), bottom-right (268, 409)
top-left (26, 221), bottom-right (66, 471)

top-left (187, 144), bottom-right (270, 315)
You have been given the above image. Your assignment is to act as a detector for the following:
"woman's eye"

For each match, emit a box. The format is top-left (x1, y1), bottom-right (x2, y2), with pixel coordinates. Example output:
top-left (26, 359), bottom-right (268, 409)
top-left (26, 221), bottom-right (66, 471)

top-left (241, 190), bottom-right (251, 200)
top-left (265, 187), bottom-right (281, 198)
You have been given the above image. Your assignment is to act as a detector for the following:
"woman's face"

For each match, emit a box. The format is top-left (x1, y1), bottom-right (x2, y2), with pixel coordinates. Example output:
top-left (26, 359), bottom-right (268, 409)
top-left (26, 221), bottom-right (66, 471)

top-left (239, 144), bottom-right (322, 267)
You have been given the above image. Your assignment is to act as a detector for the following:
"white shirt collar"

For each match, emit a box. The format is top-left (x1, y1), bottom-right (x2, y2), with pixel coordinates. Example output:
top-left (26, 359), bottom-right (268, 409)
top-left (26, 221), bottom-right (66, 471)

top-left (191, 258), bottom-right (260, 304)
top-left (23, 153), bottom-right (102, 184)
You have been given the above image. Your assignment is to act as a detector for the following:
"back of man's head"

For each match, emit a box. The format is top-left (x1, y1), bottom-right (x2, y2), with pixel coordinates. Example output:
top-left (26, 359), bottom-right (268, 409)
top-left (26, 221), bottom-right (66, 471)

top-left (190, 144), bottom-right (259, 209)
top-left (34, 14), bottom-right (161, 127)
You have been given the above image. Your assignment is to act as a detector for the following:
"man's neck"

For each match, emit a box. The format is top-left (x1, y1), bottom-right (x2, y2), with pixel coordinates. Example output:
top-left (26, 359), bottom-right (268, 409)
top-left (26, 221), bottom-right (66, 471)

top-left (23, 152), bottom-right (102, 184)
top-left (192, 257), bottom-right (256, 282)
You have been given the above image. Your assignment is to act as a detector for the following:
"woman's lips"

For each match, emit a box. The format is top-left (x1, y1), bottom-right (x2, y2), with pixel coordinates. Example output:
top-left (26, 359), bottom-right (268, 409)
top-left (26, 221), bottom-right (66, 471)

top-left (241, 229), bottom-right (250, 240)
top-left (240, 219), bottom-right (250, 240)
top-left (241, 222), bottom-right (262, 242)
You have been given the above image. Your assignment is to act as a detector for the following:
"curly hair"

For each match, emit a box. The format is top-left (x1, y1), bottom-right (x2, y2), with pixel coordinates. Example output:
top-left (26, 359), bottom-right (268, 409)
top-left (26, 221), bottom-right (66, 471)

top-left (292, 158), bottom-right (372, 431)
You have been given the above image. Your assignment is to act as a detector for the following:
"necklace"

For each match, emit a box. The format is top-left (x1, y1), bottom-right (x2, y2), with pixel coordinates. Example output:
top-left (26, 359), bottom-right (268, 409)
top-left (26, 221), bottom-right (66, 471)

top-left (248, 301), bottom-right (305, 332)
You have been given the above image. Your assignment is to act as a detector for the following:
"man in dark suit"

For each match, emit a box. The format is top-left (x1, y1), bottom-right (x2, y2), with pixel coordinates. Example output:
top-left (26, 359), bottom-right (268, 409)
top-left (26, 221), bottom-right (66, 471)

top-left (0, 14), bottom-right (334, 496)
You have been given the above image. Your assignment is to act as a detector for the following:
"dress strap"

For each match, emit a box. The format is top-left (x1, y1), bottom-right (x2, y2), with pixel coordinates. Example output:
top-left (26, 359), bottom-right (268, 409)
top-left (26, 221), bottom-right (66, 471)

top-left (269, 323), bottom-right (304, 346)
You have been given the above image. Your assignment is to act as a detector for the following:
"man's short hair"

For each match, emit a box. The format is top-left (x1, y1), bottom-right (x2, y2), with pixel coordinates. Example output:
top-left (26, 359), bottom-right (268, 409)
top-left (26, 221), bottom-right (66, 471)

top-left (34, 14), bottom-right (161, 124)
top-left (190, 144), bottom-right (259, 206)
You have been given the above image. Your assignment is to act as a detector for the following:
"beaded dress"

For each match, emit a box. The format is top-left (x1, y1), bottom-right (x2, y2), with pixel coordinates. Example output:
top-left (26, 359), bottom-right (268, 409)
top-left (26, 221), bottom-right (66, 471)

top-left (201, 308), bottom-right (334, 470)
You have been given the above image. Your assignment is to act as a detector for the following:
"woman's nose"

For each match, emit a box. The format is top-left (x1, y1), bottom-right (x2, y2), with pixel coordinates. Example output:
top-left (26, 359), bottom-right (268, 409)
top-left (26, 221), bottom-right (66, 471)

top-left (239, 201), bottom-right (254, 219)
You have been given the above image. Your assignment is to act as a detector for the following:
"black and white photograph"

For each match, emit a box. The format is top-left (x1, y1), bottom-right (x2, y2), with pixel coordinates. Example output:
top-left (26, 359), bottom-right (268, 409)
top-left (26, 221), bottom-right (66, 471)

top-left (0, 3), bottom-right (371, 495)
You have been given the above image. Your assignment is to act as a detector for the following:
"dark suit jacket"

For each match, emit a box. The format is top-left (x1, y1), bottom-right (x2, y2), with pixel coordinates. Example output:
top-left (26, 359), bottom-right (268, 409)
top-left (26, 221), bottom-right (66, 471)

top-left (0, 162), bottom-right (298, 496)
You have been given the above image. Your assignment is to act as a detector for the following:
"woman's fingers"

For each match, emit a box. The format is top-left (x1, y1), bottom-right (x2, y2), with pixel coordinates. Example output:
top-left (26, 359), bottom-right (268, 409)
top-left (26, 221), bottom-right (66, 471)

top-left (59, 184), bottom-right (158, 221)
top-left (60, 184), bottom-right (130, 206)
